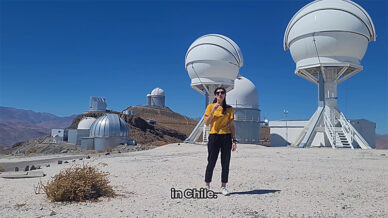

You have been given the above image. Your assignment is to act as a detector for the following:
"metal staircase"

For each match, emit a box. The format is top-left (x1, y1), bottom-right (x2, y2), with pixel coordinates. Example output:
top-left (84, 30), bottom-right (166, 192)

top-left (323, 107), bottom-right (370, 149)
top-left (334, 127), bottom-right (352, 148)
top-left (184, 117), bottom-right (209, 144)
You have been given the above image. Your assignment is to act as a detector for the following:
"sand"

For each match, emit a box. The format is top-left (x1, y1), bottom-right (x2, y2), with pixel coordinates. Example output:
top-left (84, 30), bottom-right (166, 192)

top-left (0, 143), bottom-right (387, 217)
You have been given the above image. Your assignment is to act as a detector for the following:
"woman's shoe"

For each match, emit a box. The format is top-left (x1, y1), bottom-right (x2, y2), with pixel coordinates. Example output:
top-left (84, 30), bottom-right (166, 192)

top-left (221, 187), bottom-right (229, 196)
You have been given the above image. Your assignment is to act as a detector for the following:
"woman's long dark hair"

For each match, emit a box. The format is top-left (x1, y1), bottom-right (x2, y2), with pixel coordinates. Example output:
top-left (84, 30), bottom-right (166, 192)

top-left (213, 87), bottom-right (232, 114)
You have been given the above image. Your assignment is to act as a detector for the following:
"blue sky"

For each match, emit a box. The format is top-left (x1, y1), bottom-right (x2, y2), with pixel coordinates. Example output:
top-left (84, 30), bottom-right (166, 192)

top-left (1, 0), bottom-right (387, 134)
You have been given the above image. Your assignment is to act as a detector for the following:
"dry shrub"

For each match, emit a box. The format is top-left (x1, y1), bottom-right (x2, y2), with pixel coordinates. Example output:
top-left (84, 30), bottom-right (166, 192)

top-left (0, 164), bottom-right (4, 172)
top-left (106, 147), bottom-right (113, 153)
top-left (43, 165), bottom-right (115, 202)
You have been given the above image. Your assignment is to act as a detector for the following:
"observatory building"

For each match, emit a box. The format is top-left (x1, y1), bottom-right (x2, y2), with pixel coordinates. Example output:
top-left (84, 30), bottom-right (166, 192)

top-left (67, 114), bottom-right (129, 150)
top-left (80, 114), bottom-right (129, 150)
top-left (269, 119), bottom-right (376, 148)
top-left (89, 97), bottom-right (107, 112)
top-left (184, 34), bottom-right (243, 143)
top-left (226, 76), bottom-right (261, 144)
top-left (51, 129), bottom-right (68, 143)
top-left (68, 117), bottom-right (96, 145)
top-left (146, 88), bottom-right (165, 107)
top-left (283, 0), bottom-right (376, 149)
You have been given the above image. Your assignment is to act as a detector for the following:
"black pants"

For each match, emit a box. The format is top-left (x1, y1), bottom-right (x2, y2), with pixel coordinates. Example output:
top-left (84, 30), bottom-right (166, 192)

top-left (205, 133), bottom-right (232, 183)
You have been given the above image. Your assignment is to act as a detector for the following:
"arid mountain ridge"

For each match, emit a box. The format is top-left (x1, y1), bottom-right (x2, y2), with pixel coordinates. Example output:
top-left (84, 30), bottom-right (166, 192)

top-left (0, 107), bottom-right (76, 150)
top-left (0, 106), bottom-right (197, 152)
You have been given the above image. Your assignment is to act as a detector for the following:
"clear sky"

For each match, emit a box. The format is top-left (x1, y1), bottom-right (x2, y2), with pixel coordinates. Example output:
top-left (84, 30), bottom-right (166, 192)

top-left (1, 0), bottom-right (387, 134)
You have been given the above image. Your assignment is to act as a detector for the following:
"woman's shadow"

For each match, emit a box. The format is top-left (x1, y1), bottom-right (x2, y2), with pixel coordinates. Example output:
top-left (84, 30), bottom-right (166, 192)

top-left (214, 189), bottom-right (280, 195)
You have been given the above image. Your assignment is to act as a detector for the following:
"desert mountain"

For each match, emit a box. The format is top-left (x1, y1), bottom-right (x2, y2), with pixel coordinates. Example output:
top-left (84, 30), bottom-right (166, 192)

top-left (0, 107), bottom-right (76, 150)
top-left (2, 106), bottom-right (197, 155)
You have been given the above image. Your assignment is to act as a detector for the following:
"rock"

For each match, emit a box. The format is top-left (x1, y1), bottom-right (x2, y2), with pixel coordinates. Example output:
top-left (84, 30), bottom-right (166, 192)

top-left (178, 143), bottom-right (180, 145)
top-left (58, 160), bottom-right (62, 165)
top-left (64, 161), bottom-right (69, 164)
top-left (50, 210), bottom-right (56, 216)
top-left (86, 156), bottom-right (91, 159)
top-left (15, 167), bottom-right (19, 172)
top-left (46, 164), bottom-right (50, 167)
top-left (118, 151), bottom-right (121, 153)
top-left (36, 165), bottom-right (41, 169)
top-left (24, 165), bottom-right (29, 171)
top-left (61, 149), bottom-right (68, 153)
top-left (30, 165), bottom-right (36, 171)
top-left (79, 158), bottom-right (83, 160)
top-left (72, 160), bottom-right (76, 162)
top-left (105, 152), bottom-right (110, 155)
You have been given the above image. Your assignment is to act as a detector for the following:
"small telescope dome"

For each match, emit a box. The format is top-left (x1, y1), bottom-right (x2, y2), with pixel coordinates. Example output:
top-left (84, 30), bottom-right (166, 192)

top-left (77, 117), bottom-right (97, 130)
top-left (151, 88), bottom-right (165, 96)
top-left (226, 76), bottom-right (258, 109)
top-left (185, 34), bottom-right (243, 87)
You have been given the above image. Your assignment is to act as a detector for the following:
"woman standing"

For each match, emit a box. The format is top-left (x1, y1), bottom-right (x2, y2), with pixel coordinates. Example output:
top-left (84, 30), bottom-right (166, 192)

top-left (204, 87), bottom-right (237, 196)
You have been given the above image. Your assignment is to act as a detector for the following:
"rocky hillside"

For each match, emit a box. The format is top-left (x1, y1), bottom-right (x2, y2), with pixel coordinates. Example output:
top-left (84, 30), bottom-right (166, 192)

top-left (69, 110), bottom-right (189, 146)
top-left (124, 105), bottom-right (197, 138)
top-left (0, 107), bottom-right (76, 150)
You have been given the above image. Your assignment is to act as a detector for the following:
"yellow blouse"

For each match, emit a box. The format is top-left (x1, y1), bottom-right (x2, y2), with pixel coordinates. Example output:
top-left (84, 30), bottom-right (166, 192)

top-left (204, 103), bottom-right (234, 134)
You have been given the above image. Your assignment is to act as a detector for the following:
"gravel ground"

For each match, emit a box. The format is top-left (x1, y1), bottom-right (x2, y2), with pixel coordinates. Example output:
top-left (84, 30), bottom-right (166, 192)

top-left (0, 143), bottom-right (387, 217)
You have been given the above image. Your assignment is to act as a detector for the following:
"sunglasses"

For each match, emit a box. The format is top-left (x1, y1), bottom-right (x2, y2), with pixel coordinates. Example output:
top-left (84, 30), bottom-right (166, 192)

top-left (215, 91), bottom-right (225, 95)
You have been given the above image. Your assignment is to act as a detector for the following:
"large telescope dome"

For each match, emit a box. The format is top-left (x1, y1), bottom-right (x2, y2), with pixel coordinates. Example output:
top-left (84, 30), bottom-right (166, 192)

top-left (284, 0), bottom-right (376, 69)
top-left (185, 34), bottom-right (243, 89)
top-left (89, 114), bottom-right (129, 138)
top-left (226, 76), bottom-right (258, 109)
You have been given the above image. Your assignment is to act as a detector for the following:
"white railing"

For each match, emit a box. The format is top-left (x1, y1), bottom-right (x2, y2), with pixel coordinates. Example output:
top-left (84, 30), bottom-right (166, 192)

top-left (323, 107), bottom-right (336, 148)
top-left (202, 125), bottom-right (210, 143)
top-left (338, 112), bottom-right (371, 149)
top-left (336, 111), bottom-right (354, 149)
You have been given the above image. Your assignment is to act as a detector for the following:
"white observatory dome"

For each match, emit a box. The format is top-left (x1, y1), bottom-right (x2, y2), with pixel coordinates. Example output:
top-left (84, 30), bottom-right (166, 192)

top-left (226, 76), bottom-right (259, 109)
top-left (284, 0), bottom-right (376, 68)
top-left (151, 88), bottom-right (165, 96)
top-left (89, 114), bottom-right (129, 138)
top-left (77, 117), bottom-right (97, 130)
top-left (185, 34), bottom-right (243, 88)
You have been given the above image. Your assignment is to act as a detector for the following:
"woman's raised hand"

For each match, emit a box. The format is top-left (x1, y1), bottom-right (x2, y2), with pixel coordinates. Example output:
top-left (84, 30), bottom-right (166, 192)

top-left (212, 103), bottom-right (220, 113)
